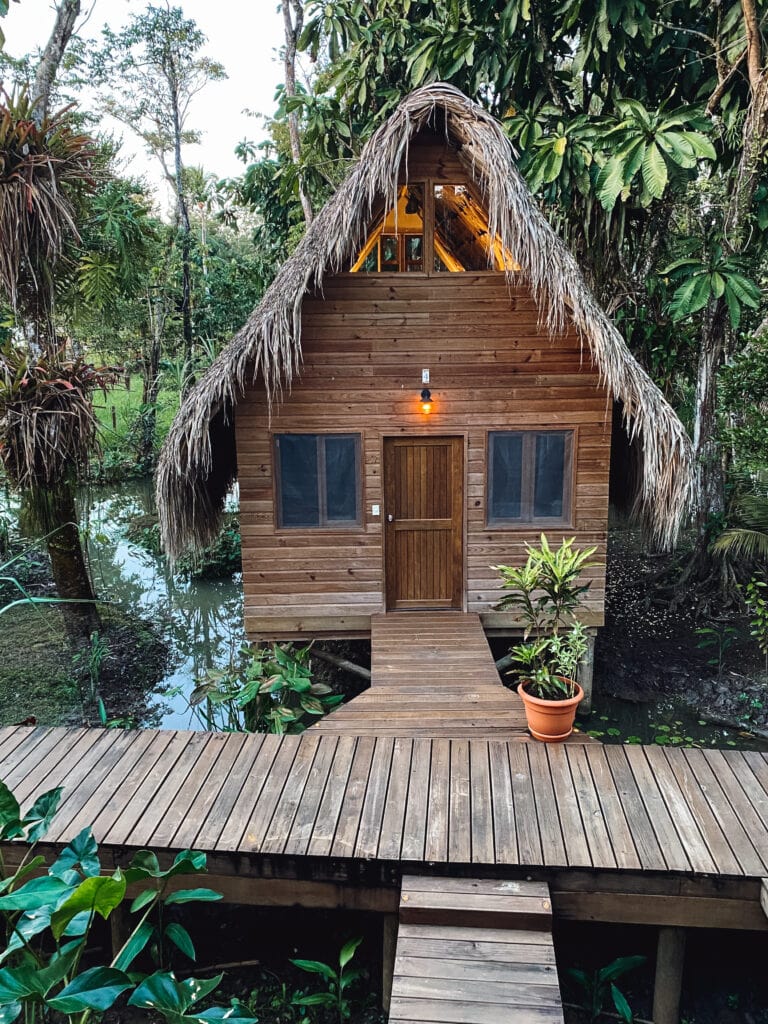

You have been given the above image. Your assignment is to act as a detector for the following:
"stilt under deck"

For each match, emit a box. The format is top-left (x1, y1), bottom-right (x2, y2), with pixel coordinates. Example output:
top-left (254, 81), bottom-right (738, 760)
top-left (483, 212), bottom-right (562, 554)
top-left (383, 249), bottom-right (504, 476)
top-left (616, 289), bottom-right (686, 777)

top-left (391, 876), bottom-right (563, 1024)
top-left (310, 611), bottom-right (568, 739)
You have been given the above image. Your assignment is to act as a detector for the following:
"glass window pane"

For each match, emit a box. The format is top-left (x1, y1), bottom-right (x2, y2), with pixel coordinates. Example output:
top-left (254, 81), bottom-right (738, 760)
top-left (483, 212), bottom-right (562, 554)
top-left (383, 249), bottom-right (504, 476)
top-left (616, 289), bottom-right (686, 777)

top-left (277, 435), bottom-right (319, 527)
top-left (325, 436), bottom-right (358, 523)
top-left (534, 433), bottom-right (566, 518)
top-left (434, 184), bottom-right (489, 271)
top-left (490, 433), bottom-right (522, 521)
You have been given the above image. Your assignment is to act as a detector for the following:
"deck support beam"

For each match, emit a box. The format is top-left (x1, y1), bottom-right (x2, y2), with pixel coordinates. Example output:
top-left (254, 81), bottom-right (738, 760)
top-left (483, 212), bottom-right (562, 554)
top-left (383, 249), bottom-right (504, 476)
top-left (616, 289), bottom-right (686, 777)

top-left (577, 628), bottom-right (597, 715)
top-left (381, 913), bottom-right (397, 1013)
top-left (652, 926), bottom-right (686, 1024)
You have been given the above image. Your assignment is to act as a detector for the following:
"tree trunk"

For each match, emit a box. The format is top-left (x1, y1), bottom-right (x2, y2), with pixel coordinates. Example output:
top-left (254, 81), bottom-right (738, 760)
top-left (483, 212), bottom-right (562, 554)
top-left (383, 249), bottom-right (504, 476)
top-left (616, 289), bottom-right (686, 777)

top-left (169, 79), bottom-right (194, 394)
top-left (282, 0), bottom-right (313, 225)
top-left (138, 291), bottom-right (164, 466)
top-left (692, 296), bottom-right (728, 546)
top-left (43, 483), bottom-right (101, 643)
top-left (31, 0), bottom-right (81, 123)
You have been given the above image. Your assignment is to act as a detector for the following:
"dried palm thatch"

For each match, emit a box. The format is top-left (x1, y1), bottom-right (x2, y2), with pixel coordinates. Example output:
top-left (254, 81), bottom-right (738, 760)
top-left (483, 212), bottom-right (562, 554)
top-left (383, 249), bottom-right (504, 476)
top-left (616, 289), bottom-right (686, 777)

top-left (0, 91), bottom-right (95, 326)
top-left (157, 83), bottom-right (694, 559)
top-left (0, 342), bottom-right (118, 492)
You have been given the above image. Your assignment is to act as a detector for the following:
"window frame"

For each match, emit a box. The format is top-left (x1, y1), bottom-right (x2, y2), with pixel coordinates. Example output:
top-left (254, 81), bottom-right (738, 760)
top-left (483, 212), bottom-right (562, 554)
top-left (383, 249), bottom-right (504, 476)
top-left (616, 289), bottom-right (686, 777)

top-left (486, 429), bottom-right (574, 528)
top-left (273, 432), bottom-right (363, 531)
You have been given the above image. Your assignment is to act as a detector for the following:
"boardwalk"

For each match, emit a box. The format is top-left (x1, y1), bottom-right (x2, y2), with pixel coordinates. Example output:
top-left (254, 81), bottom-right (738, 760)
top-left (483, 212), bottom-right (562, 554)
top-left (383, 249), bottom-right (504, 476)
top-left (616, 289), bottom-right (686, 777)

top-left (2, 725), bottom-right (767, 877)
top-left (310, 612), bottom-right (532, 738)
top-left (390, 877), bottom-right (563, 1024)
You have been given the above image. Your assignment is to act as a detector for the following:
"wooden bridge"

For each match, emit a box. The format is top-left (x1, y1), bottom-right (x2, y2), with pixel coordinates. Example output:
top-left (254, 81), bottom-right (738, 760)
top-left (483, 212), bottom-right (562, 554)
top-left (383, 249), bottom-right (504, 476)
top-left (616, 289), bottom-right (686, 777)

top-left (1, 613), bottom-right (767, 1024)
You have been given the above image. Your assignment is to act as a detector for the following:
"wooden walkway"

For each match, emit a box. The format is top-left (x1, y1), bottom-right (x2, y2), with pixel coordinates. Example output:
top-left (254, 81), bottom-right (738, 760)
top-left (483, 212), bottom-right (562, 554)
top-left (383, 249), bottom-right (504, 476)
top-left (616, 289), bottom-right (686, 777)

top-left (2, 725), bottom-right (768, 877)
top-left (391, 876), bottom-right (563, 1024)
top-left (310, 612), bottom-right (532, 738)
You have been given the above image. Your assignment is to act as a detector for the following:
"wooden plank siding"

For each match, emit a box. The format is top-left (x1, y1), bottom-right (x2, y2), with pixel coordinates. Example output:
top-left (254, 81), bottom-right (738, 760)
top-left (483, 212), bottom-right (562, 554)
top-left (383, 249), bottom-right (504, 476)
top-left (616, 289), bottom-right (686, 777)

top-left (236, 273), bottom-right (611, 639)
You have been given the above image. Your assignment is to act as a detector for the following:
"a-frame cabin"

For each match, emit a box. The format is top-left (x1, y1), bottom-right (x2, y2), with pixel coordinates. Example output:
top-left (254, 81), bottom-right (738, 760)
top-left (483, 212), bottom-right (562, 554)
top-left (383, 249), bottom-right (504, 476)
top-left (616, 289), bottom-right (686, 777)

top-left (157, 84), bottom-right (692, 647)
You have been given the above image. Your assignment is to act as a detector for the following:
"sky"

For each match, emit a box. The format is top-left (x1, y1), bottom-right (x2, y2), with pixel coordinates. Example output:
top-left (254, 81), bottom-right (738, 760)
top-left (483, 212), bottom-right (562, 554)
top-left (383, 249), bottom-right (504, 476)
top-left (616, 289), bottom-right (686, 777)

top-left (3, 0), bottom-right (287, 210)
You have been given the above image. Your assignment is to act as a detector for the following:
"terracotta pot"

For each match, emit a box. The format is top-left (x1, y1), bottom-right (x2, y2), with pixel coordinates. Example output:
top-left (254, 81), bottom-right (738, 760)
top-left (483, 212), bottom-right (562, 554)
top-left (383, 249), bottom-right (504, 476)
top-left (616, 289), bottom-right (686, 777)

top-left (518, 679), bottom-right (584, 742)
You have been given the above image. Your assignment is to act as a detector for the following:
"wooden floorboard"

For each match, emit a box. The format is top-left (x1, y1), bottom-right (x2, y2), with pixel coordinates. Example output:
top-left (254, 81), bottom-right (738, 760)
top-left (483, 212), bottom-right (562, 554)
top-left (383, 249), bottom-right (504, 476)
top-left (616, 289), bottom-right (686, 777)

top-left (2, 727), bottom-right (768, 881)
top-left (390, 877), bottom-right (564, 1023)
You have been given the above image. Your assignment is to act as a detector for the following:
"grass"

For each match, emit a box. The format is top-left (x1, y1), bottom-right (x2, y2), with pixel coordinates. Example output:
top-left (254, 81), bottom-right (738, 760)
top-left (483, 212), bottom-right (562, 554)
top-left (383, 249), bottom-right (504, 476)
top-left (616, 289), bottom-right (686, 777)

top-left (93, 381), bottom-right (179, 449)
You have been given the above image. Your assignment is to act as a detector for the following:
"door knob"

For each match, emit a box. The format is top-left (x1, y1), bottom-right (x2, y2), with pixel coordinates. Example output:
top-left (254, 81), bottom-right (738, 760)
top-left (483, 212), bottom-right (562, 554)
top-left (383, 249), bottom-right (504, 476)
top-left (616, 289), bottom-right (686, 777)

top-left (387, 514), bottom-right (394, 522)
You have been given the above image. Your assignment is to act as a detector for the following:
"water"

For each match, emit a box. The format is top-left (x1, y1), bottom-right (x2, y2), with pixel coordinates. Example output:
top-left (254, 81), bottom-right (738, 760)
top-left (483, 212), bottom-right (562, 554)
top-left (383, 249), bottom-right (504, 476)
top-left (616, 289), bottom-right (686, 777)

top-left (84, 479), bottom-right (246, 728)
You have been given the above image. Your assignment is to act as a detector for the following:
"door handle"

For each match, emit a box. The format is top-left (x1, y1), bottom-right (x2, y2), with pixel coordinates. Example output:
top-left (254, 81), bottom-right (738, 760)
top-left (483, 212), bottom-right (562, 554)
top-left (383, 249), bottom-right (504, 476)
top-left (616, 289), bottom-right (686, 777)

top-left (387, 514), bottom-right (394, 523)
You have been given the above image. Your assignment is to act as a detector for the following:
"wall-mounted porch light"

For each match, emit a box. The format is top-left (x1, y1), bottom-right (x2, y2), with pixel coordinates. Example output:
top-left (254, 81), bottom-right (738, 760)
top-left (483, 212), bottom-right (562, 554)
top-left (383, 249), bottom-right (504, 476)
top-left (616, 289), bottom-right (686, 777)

top-left (420, 388), bottom-right (433, 415)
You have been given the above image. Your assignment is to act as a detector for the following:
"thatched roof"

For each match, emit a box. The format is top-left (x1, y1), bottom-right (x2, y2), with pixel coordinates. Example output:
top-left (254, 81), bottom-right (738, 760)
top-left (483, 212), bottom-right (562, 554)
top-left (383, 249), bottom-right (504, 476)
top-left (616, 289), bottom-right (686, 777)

top-left (156, 83), bottom-right (694, 559)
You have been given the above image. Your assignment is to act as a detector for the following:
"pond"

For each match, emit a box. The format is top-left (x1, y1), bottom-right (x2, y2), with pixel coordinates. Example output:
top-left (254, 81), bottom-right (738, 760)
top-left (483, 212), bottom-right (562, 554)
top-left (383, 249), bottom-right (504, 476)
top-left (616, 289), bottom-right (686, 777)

top-left (84, 479), bottom-right (246, 728)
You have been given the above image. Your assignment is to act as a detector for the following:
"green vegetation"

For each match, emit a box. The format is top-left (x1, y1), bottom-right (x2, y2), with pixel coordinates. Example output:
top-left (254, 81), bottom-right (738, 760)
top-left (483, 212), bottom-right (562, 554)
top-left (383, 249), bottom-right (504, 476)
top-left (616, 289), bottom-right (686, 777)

top-left (566, 955), bottom-right (646, 1023)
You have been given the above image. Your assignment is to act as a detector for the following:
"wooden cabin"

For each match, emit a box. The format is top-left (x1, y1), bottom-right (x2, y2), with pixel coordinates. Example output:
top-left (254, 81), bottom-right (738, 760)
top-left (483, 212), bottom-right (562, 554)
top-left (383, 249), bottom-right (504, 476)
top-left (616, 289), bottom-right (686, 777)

top-left (157, 84), bottom-right (692, 647)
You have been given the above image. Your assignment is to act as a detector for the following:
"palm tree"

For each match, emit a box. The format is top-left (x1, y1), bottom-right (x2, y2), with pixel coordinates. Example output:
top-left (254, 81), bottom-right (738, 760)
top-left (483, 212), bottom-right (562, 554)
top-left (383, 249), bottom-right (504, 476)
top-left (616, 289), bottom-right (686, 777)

top-left (712, 494), bottom-right (768, 561)
top-left (0, 92), bottom-right (106, 639)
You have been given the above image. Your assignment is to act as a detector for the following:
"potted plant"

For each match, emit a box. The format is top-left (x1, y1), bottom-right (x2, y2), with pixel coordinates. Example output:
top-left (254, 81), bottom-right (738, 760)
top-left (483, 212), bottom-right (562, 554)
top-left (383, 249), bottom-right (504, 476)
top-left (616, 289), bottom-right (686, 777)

top-left (493, 535), bottom-right (598, 741)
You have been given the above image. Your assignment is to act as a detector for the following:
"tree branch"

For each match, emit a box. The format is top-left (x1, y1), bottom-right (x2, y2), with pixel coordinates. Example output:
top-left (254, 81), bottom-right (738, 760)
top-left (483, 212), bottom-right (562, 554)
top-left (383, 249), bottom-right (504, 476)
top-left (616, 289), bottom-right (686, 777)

top-left (31, 0), bottom-right (82, 123)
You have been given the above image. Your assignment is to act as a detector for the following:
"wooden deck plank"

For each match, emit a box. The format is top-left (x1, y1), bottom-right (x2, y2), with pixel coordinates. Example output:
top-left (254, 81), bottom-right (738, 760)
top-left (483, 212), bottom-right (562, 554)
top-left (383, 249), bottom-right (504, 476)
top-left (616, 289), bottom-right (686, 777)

top-left (425, 739), bottom-right (451, 862)
top-left (171, 732), bottom-right (251, 849)
top-left (469, 742), bottom-right (494, 865)
top-left (262, 734), bottom-right (322, 855)
top-left (223, 734), bottom-right (293, 852)
top-left (193, 734), bottom-right (267, 850)
top-left (401, 739), bottom-right (431, 862)
top-left (355, 736), bottom-right (395, 859)
top-left (449, 740), bottom-right (472, 863)
top-left (641, 746), bottom-right (718, 874)
top-left (583, 745), bottom-right (640, 871)
top-left (21, 730), bottom-right (118, 827)
top-left (377, 736), bottom-right (413, 860)
top-left (563, 746), bottom-right (616, 869)
top-left (602, 745), bottom-right (666, 871)
top-left (507, 745), bottom-right (543, 866)
top-left (544, 745), bottom-right (591, 868)
top-left (306, 734), bottom-right (357, 858)
top-left (331, 735), bottom-right (376, 858)
top-left (621, 744), bottom-right (692, 873)
top-left (526, 744), bottom-right (567, 868)
top-left (284, 734), bottom-right (339, 857)
top-left (727, 751), bottom-right (768, 832)
top-left (1, 727), bottom-right (90, 796)
top-left (488, 741), bottom-right (518, 865)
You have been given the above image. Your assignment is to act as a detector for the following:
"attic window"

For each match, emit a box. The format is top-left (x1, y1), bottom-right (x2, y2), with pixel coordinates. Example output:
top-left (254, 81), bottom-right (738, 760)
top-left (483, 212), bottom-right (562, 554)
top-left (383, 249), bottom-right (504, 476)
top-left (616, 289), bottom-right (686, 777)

top-left (487, 431), bottom-right (573, 525)
top-left (275, 433), bottom-right (362, 529)
top-left (351, 181), bottom-right (520, 273)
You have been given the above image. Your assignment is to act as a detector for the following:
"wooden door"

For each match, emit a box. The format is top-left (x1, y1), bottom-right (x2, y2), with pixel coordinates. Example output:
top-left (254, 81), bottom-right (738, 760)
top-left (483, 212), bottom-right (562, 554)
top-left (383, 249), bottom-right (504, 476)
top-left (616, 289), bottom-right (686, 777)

top-left (383, 436), bottom-right (464, 610)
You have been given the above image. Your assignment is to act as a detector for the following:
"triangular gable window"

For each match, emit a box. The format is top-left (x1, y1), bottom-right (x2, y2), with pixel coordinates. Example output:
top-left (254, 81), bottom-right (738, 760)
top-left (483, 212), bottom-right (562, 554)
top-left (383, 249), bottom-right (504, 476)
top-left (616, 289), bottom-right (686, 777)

top-left (352, 182), bottom-right (519, 273)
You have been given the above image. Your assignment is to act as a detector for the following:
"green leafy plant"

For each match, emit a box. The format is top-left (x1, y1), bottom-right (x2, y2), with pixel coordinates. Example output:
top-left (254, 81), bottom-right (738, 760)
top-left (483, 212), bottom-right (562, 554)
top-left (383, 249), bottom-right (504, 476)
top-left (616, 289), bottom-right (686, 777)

top-left (694, 624), bottom-right (737, 678)
top-left (493, 535), bottom-right (598, 700)
top-left (744, 577), bottom-right (768, 675)
top-left (71, 630), bottom-right (110, 709)
top-left (0, 777), bottom-right (253, 1024)
top-left (290, 937), bottom-right (364, 1023)
top-left (189, 643), bottom-right (343, 734)
top-left (567, 954), bottom-right (646, 1023)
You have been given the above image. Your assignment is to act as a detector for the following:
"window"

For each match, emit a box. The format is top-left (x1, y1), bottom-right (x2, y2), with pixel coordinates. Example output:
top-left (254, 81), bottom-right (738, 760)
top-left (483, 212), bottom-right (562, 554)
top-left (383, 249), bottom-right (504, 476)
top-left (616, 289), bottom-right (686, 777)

top-left (487, 431), bottom-right (573, 525)
top-left (353, 185), bottom-right (425, 272)
top-left (275, 434), bottom-right (361, 529)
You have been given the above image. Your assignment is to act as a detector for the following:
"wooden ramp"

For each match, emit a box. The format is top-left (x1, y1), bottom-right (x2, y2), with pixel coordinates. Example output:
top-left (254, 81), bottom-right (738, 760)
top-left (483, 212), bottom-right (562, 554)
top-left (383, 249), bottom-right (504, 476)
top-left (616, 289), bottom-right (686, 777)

top-left (390, 876), bottom-right (563, 1024)
top-left (311, 612), bottom-right (532, 738)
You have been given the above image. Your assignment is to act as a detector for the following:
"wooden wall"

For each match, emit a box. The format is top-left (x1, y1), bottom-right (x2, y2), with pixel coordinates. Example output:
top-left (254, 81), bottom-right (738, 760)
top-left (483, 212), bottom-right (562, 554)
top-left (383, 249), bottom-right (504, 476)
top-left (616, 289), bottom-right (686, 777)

top-left (236, 272), bottom-right (612, 639)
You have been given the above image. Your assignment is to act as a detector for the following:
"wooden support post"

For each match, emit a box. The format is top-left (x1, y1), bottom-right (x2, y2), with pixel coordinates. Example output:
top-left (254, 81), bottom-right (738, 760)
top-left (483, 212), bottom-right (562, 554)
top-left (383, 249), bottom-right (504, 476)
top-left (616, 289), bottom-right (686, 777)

top-left (381, 913), bottom-right (398, 1013)
top-left (110, 904), bottom-right (131, 961)
top-left (577, 627), bottom-right (597, 716)
top-left (761, 878), bottom-right (768, 921)
top-left (653, 926), bottom-right (686, 1024)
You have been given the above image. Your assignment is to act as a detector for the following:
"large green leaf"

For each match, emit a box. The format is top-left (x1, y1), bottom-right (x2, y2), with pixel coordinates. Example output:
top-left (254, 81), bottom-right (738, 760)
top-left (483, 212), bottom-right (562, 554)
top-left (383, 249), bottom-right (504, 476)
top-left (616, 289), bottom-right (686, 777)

top-left (0, 1002), bottom-right (20, 1024)
top-left (112, 918), bottom-right (153, 971)
top-left (51, 828), bottom-right (100, 883)
top-left (22, 787), bottom-right (62, 843)
top-left (195, 1008), bottom-right (258, 1024)
top-left (339, 936), bottom-right (362, 968)
top-left (165, 922), bottom-right (196, 960)
top-left (290, 958), bottom-right (336, 981)
top-left (163, 888), bottom-right (222, 905)
top-left (128, 971), bottom-right (223, 1015)
top-left (50, 874), bottom-right (126, 940)
top-left (0, 877), bottom-right (72, 912)
top-left (0, 783), bottom-right (20, 837)
top-left (46, 967), bottom-right (133, 1013)
top-left (641, 142), bottom-right (667, 199)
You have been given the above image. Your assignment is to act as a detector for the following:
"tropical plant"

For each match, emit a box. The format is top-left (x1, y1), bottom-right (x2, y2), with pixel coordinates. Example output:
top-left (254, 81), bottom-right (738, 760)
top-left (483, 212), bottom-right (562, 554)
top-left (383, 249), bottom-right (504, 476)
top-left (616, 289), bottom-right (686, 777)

top-left (188, 643), bottom-right (343, 734)
top-left (567, 954), bottom-right (646, 1023)
top-left (695, 624), bottom-right (738, 679)
top-left (290, 937), bottom-right (364, 1023)
top-left (713, 494), bottom-right (768, 561)
top-left (493, 536), bottom-right (597, 701)
top-left (0, 778), bottom-right (255, 1024)
top-left (744, 577), bottom-right (768, 675)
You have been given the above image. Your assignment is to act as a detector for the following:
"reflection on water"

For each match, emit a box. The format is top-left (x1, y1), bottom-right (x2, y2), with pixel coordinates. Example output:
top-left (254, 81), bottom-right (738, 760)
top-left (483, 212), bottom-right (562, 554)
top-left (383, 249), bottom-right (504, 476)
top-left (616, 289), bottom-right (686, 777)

top-left (84, 479), bottom-right (245, 729)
